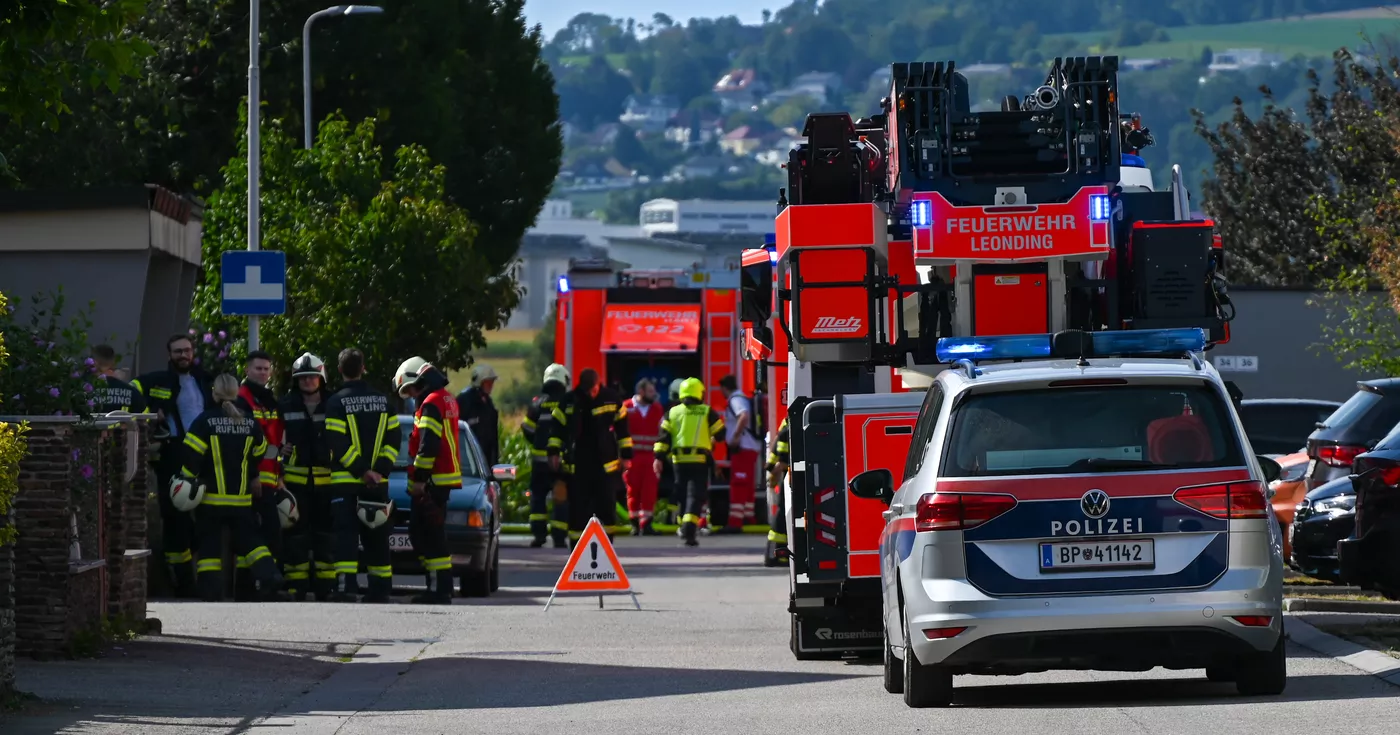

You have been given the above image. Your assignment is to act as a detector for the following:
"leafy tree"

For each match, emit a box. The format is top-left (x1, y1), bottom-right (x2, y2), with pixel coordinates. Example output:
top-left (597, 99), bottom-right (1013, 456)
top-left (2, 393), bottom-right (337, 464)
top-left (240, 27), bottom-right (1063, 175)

top-left (557, 55), bottom-right (635, 128)
top-left (191, 111), bottom-right (520, 392)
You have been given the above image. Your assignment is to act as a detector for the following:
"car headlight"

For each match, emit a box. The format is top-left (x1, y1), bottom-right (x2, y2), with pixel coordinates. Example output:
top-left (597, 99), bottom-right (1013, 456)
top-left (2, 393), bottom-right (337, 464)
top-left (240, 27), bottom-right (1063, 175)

top-left (1313, 495), bottom-right (1356, 513)
top-left (445, 510), bottom-right (470, 526)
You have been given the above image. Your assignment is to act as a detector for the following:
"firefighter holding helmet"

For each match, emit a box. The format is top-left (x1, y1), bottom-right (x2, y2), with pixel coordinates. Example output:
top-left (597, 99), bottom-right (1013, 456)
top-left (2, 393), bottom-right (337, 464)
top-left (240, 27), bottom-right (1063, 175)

top-left (325, 348), bottom-right (402, 603)
top-left (394, 356), bottom-right (461, 604)
top-left (522, 362), bottom-right (571, 548)
top-left (652, 377), bottom-right (725, 547)
top-left (550, 368), bottom-right (631, 546)
top-left (278, 352), bottom-right (344, 601)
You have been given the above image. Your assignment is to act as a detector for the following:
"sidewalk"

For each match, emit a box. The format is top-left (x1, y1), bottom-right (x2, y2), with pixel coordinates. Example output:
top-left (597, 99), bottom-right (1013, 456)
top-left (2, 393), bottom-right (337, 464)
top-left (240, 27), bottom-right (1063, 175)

top-left (1, 634), bottom-right (357, 734)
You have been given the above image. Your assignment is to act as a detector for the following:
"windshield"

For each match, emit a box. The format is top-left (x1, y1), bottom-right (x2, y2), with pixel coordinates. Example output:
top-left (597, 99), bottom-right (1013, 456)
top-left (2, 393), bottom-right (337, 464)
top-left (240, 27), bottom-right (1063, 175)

top-left (1318, 390), bottom-right (1380, 432)
top-left (394, 417), bottom-right (482, 477)
top-left (941, 383), bottom-right (1243, 478)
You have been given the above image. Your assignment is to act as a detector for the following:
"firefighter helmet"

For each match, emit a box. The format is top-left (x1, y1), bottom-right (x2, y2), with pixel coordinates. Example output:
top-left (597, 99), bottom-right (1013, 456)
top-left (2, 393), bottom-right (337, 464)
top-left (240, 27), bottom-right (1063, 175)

top-left (357, 499), bottom-right (395, 529)
top-left (291, 352), bottom-right (326, 381)
top-left (274, 488), bottom-right (300, 529)
top-left (679, 377), bottom-right (705, 402)
top-left (169, 476), bottom-right (204, 512)
top-left (471, 363), bottom-right (499, 387)
top-left (543, 363), bottom-right (569, 387)
top-left (393, 356), bottom-right (431, 397)
top-left (668, 379), bottom-right (683, 400)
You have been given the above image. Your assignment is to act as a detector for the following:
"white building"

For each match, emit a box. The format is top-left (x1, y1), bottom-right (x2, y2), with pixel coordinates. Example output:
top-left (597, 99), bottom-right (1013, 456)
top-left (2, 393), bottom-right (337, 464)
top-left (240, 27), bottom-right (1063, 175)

top-left (1208, 48), bottom-right (1285, 73)
top-left (638, 198), bottom-right (778, 237)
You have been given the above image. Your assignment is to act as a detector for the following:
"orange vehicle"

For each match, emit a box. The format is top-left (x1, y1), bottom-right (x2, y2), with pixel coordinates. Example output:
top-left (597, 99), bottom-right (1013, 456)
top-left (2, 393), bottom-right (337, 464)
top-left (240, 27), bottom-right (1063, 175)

top-left (552, 259), bottom-right (758, 518)
top-left (740, 57), bottom-right (1237, 660)
top-left (1268, 451), bottom-right (1310, 559)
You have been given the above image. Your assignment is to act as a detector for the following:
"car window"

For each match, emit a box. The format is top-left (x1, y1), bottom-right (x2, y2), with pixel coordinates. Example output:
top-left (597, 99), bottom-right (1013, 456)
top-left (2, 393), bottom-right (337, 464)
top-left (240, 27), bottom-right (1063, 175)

top-left (394, 418), bottom-right (483, 477)
top-left (1239, 404), bottom-right (1339, 455)
top-left (1318, 390), bottom-right (1381, 433)
top-left (904, 385), bottom-right (943, 479)
top-left (940, 383), bottom-right (1243, 478)
top-left (1370, 420), bottom-right (1400, 451)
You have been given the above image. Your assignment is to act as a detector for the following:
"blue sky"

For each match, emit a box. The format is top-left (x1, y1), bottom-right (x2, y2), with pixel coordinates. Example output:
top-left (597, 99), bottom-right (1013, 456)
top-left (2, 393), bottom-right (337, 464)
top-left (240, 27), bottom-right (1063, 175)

top-left (523, 0), bottom-right (769, 39)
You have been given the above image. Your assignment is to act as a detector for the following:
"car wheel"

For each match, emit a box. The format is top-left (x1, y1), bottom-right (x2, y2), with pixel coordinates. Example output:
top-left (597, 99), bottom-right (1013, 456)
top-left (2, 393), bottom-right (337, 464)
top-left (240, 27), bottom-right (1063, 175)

top-left (459, 568), bottom-right (491, 598)
top-left (1234, 633), bottom-right (1287, 696)
top-left (883, 632), bottom-right (905, 694)
top-left (488, 542), bottom-right (500, 592)
top-left (902, 616), bottom-right (952, 708)
top-left (1205, 666), bottom-right (1235, 682)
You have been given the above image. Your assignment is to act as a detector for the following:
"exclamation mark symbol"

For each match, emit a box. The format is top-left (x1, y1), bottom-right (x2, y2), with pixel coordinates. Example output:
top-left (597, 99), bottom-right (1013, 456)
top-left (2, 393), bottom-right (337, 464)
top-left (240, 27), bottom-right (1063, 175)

top-left (590, 541), bottom-right (599, 569)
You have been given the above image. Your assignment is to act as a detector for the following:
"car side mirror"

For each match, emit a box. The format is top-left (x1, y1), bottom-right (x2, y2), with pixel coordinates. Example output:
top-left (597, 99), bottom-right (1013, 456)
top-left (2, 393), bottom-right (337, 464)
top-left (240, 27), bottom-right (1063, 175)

top-left (1256, 455), bottom-right (1281, 485)
top-left (492, 464), bottom-right (517, 482)
top-left (849, 468), bottom-right (895, 505)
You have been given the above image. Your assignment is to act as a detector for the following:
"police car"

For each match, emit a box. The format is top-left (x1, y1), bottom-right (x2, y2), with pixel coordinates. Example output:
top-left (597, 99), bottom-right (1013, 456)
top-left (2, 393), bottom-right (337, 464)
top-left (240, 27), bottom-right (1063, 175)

top-left (849, 328), bottom-right (1287, 708)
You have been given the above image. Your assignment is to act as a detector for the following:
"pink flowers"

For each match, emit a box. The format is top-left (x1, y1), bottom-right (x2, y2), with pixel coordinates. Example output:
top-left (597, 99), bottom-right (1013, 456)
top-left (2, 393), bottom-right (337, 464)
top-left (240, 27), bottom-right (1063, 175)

top-left (48, 387), bottom-right (60, 398)
top-left (79, 464), bottom-right (94, 480)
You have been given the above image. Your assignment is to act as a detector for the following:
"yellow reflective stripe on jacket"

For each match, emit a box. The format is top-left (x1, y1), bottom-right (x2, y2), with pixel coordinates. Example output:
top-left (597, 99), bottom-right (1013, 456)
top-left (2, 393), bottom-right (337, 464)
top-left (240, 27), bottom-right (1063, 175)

top-left (603, 459), bottom-right (620, 473)
top-left (184, 433), bottom-right (209, 454)
top-left (324, 417), bottom-right (348, 433)
top-left (202, 493), bottom-right (254, 507)
top-left (149, 387), bottom-right (172, 399)
top-left (378, 445), bottom-right (399, 462)
top-left (431, 472), bottom-right (462, 486)
top-left (415, 414), bottom-right (443, 436)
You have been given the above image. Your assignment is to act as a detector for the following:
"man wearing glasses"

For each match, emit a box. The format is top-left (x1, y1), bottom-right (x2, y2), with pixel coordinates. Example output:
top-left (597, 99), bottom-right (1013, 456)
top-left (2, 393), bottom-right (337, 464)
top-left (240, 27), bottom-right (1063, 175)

top-left (132, 334), bottom-right (214, 598)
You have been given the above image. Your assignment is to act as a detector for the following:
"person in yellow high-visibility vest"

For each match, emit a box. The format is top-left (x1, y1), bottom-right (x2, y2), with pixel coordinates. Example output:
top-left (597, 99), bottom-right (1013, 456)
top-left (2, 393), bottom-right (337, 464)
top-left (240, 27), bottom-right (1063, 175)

top-left (652, 378), bottom-right (724, 547)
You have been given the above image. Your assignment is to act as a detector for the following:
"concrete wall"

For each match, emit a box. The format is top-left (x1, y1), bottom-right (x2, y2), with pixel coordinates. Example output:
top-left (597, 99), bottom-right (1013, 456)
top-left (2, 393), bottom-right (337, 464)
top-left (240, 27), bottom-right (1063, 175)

top-left (1207, 289), bottom-right (1397, 402)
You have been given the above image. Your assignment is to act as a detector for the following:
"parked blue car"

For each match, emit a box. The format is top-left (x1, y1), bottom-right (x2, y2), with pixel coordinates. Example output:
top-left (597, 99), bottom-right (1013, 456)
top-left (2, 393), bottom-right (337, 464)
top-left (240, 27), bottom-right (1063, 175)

top-left (382, 414), bottom-right (513, 597)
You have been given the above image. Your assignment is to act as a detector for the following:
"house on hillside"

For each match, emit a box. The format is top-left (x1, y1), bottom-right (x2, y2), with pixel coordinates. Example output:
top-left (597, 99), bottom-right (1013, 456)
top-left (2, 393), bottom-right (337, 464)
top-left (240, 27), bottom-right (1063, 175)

top-left (714, 68), bottom-right (766, 112)
top-left (1123, 58), bottom-right (1177, 71)
top-left (719, 126), bottom-right (765, 157)
top-left (665, 110), bottom-right (721, 148)
top-left (765, 71), bottom-right (843, 107)
top-left (670, 156), bottom-right (729, 180)
top-left (1208, 48), bottom-right (1284, 73)
top-left (619, 95), bottom-right (680, 133)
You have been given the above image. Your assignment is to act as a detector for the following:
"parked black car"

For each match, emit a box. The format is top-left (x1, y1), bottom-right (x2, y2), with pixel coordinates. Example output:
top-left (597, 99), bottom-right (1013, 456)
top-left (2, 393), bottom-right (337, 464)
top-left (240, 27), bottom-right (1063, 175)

top-left (1289, 475), bottom-right (1356, 582)
top-left (1304, 379), bottom-right (1400, 491)
top-left (1338, 426), bottom-right (1400, 599)
top-left (1237, 398), bottom-right (1341, 456)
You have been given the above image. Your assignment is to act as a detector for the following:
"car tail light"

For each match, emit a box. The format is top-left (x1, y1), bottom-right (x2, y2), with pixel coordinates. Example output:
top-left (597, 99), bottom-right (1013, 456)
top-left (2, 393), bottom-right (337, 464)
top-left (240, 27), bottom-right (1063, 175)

top-left (1230, 616), bottom-right (1273, 627)
top-left (915, 492), bottom-right (1017, 532)
top-left (1173, 481), bottom-right (1268, 519)
top-left (1317, 443), bottom-right (1367, 468)
top-left (467, 511), bottom-right (484, 528)
top-left (923, 627), bottom-right (967, 640)
top-left (1376, 464), bottom-right (1400, 487)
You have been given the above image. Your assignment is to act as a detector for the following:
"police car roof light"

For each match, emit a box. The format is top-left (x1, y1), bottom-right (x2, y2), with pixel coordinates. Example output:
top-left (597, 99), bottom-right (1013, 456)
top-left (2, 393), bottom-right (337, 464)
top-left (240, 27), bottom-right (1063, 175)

top-left (934, 333), bottom-right (1053, 363)
top-left (557, 275), bottom-right (570, 294)
top-left (1087, 328), bottom-right (1207, 357)
top-left (936, 328), bottom-right (1207, 364)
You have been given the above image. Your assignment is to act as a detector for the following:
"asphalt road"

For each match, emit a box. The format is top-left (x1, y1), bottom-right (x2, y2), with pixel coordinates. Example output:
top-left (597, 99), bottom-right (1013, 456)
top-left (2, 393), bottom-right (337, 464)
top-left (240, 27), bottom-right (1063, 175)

top-left (6, 534), bottom-right (1399, 734)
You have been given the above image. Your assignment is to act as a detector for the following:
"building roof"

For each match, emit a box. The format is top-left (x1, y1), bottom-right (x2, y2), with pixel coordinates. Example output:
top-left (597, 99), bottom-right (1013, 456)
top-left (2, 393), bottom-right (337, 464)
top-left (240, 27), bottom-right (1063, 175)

top-left (0, 184), bottom-right (204, 224)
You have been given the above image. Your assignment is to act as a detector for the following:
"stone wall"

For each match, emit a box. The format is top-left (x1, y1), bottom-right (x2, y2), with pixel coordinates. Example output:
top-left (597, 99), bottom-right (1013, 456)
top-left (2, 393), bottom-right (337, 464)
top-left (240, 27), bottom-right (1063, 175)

top-left (12, 423), bottom-right (82, 659)
top-left (105, 422), bottom-right (151, 622)
top-left (0, 539), bottom-right (14, 695)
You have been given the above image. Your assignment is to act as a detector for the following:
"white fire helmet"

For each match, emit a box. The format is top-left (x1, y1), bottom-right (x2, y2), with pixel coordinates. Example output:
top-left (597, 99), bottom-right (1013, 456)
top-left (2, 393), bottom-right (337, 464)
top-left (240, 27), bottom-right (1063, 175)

top-left (169, 476), bottom-right (205, 512)
top-left (291, 352), bottom-right (327, 381)
top-left (275, 488), bottom-right (300, 529)
top-left (471, 363), bottom-right (499, 387)
top-left (543, 363), bottom-right (569, 387)
top-left (393, 356), bottom-right (431, 397)
top-left (357, 499), bottom-right (395, 529)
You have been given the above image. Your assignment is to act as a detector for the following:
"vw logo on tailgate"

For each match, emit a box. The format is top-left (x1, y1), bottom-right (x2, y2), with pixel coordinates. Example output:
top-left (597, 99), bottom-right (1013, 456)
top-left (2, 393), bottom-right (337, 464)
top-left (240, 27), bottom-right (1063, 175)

top-left (1080, 489), bottom-right (1111, 519)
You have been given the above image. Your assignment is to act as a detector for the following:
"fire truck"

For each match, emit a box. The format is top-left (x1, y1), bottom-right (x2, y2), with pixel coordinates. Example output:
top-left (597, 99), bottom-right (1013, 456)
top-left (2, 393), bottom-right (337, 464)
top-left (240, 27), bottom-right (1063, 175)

top-left (553, 258), bottom-right (760, 518)
top-left (739, 57), bottom-right (1236, 659)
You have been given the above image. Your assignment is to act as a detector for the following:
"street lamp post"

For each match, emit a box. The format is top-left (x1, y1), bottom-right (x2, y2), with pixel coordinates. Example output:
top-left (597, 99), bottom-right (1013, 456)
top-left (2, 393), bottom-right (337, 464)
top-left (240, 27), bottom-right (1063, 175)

top-left (303, 5), bottom-right (384, 149)
top-left (248, 0), bottom-right (262, 351)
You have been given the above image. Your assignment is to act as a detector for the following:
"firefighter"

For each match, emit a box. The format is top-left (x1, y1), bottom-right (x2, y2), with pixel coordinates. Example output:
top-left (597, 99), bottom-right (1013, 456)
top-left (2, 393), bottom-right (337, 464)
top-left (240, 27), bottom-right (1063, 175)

top-left (522, 363), bottom-right (570, 548)
top-left (624, 378), bottom-right (663, 536)
top-left (764, 417), bottom-right (791, 567)
top-left (658, 378), bottom-right (684, 518)
top-left (652, 377), bottom-right (724, 547)
top-left (394, 356), bottom-right (461, 605)
top-left (90, 345), bottom-right (146, 414)
top-left (132, 333), bottom-right (213, 598)
top-left (177, 374), bottom-right (286, 602)
top-left (279, 353), bottom-right (342, 601)
top-left (551, 368), bottom-right (631, 546)
top-left (719, 374), bottom-right (762, 533)
top-left (326, 348), bottom-right (401, 603)
top-left (457, 363), bottom-right (500, 469)
top-left (233, 350), bottom-right (286, 600)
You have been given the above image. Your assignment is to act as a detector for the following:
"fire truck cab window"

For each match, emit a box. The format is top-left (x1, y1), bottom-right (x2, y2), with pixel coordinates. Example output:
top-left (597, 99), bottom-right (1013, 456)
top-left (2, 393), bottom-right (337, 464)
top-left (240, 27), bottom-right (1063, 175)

top-left (941, 384), bottom-right (1242, 478)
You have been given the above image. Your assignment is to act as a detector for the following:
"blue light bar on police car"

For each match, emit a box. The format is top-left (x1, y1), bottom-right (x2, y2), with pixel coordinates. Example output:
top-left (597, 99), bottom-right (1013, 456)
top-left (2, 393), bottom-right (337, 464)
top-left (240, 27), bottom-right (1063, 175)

top-left (1089, 328), bottom-right (1206, 355)
top-left (934, 333), bottom-right (1053, 363)
top-left (910, 200), bottom-right (932, 228)
top-left (1089, 194), bottom-right (1111, 221)
top-left (557, 275), bottom-right (569, 294)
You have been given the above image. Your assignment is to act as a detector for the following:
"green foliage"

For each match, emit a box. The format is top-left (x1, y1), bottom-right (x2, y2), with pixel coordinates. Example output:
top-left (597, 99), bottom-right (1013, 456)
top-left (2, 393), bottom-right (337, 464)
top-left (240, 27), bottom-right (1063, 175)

top-left (192, 111), bottom-right (521, 394)
top-left (478, 340), bottom-right (534, 360)
top-left (0, 291), bottom-right (30, 550)
top-left (493, 314), bottom-right (557, 413)
top-left (497, 423), bottom-right (532, 523)
top-left (0, 0), bottom-right (152, 130)
top-left (0, 289), bottom-right (104, 418)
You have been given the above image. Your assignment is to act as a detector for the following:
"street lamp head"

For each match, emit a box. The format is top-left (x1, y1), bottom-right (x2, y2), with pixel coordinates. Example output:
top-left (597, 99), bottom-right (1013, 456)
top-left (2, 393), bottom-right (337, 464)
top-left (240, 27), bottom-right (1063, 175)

top-left (343, 5), bottom-right (384, 14)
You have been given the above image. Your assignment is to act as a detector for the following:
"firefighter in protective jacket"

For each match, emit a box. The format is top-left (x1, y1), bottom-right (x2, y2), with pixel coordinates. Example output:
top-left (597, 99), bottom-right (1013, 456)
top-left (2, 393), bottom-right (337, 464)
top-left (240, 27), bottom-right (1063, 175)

top-left (234, 350), bottom-right (286, 599)
top-left (550, 368), bottom-right (631, 545)
top-left (279, 353), bottom-right (341, 601)
top-left (522, 363), bottom-right (570, 548)
top-left (457, 363), bottom-right (500, 468)
top-left (395, 356), bottom-right (461, 605)
top-left (178, 374), bottom-right (286, 601)
top-left (764, 417), bottom-right (791, 567)
top-left (652, 377), bottom-right (725, 547)
top-left (326, 348), bottom-right (401, 603)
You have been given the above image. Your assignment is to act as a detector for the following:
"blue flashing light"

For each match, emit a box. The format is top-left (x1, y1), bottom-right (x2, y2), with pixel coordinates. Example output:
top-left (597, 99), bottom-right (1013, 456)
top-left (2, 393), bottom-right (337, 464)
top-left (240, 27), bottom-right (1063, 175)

top-left (1089, 194), bottom-right (1112, 221)
top-left (910, 200), bottom-right (932, 228)
top-left (557, 275), bottom-right (569, 294)
top-left (1122, 153), bottom-right (1147, 167)
top-left (768, 248), bottom-right (778, 264)
top-left (1090, 328), bottom-right (1206, 355)
top-left (935, 334), bottom-right (1052, 363)
top-left (764, 232), bottom-right (777, 246)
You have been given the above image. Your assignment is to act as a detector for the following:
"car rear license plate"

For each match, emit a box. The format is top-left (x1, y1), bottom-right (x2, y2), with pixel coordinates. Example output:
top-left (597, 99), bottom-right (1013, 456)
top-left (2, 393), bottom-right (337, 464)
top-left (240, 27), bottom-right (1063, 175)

top-left (389, 533), bottom-right (413, 551)
top-left (1039, 539), bottom-right (1154, 572)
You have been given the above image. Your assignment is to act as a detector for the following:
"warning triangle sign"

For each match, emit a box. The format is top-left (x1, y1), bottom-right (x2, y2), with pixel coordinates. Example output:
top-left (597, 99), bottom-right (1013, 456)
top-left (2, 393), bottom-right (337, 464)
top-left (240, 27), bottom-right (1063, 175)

top-left (554, 517), bottom-right (631, 591)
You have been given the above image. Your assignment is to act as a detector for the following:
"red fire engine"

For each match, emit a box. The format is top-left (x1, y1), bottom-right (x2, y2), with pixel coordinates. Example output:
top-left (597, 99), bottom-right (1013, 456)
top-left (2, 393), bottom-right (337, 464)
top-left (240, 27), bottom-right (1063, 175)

top-left (553, 259), bottom-right (759, 518)
top-left (739, 57), bottom-right (1236, 659)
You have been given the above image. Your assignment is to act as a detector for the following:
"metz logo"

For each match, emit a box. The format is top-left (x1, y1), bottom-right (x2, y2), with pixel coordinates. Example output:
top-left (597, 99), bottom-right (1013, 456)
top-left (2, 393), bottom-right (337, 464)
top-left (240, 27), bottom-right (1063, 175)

top-left (810, 316), bottom-right (863, 335)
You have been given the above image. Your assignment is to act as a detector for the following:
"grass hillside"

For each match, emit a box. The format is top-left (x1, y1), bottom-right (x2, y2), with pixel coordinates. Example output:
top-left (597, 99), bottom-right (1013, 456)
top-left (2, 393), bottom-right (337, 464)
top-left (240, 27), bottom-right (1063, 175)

top-left (447, 328), bottom-right (541, 398)
top-left (1047, 15), bottom-right (1400, 60)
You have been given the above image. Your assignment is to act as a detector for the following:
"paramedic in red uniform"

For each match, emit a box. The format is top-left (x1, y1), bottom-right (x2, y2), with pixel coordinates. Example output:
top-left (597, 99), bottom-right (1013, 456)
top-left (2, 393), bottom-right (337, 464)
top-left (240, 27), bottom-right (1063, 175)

top-left (623, 378), bottom-right (663, 536)
top-left (234, 350), bottom-right (285, 599)
top-left (719, 374), bottom-right (762, 532)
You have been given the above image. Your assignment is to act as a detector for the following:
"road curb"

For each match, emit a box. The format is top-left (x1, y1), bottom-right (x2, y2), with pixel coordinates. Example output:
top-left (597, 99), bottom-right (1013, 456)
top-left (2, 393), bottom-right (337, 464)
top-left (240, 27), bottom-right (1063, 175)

top-left (1284, 597), bottom-right (1400, 614)
top-left (1283, 584), bottom-right (1361, 596)
top-left (1285, 616), bottom-right (1400, 687)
